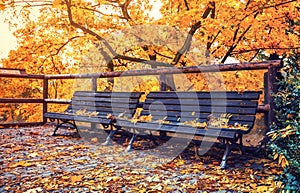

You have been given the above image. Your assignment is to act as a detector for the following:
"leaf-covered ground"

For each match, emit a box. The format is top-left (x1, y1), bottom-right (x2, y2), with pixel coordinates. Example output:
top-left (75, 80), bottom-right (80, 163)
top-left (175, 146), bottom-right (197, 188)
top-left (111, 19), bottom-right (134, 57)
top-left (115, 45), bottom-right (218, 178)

top-left (0, 126), bottom-right (283, 192)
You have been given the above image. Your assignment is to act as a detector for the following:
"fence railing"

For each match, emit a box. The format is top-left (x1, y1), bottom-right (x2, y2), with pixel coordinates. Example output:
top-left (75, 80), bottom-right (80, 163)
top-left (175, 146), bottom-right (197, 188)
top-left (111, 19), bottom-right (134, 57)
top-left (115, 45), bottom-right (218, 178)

top-left (0, 60), bottom-right (281, 128)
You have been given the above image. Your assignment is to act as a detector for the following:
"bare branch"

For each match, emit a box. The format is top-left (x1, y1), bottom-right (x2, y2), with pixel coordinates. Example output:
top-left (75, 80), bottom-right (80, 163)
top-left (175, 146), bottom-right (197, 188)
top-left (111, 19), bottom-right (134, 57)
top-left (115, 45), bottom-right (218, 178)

top-left (79, 6), bottom-right (129, 21)
top-left (53, 36), bottom-right (81, 56)
top-left (173, 1), bottom-right (216, 65)
top-left (183, 0), bottom-right (189, 10)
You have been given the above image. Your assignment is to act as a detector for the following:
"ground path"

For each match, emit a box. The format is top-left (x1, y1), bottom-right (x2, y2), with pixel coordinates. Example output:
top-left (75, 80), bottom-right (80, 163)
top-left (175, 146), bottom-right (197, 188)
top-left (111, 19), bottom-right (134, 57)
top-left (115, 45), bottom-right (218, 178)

top-left (0, 126), bottom-right (282, 192)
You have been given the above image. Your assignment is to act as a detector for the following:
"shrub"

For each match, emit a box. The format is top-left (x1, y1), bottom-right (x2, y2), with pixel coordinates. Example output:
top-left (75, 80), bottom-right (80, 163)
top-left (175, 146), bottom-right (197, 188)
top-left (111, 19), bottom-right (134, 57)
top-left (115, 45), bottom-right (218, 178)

top-left (267, 53), bottom-right (300, 192)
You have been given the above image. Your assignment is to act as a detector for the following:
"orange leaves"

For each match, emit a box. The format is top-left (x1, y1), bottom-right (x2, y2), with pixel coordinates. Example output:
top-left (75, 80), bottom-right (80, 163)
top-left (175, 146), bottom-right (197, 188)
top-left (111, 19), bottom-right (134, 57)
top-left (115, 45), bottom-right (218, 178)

top-left (8, 161), bottom-right (35, 168)
top-left (70, 174), bottom-right (84, 183)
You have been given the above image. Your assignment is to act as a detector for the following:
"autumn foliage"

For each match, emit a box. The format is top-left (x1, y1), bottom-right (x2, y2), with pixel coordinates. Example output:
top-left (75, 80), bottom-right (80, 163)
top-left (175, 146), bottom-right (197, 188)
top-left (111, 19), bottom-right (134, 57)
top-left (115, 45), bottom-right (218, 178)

top-left (0, 0), bottom-right (299, 190)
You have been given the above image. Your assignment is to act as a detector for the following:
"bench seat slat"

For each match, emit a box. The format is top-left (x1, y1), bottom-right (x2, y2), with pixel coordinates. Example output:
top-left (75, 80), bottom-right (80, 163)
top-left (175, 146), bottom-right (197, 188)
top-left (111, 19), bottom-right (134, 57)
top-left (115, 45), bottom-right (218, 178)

top-left (141, 112), bottom-right (255, 122)
top-left (117, 120), bottom-right (236, 138)
top-left (44, 112), bottom-right (112, 124)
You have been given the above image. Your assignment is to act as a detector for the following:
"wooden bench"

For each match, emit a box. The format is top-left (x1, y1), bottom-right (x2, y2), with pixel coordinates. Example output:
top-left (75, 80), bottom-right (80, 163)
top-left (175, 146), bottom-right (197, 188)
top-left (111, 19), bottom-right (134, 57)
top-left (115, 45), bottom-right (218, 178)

top-left (116, 91), bottom-right (261, 168)
top-left (44, 91), bottom-right (144, 142)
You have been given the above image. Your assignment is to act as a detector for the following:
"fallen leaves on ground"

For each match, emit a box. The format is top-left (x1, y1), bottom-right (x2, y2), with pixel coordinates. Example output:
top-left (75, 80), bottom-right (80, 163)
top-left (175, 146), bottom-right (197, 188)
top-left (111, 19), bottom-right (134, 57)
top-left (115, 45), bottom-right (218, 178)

top-left (0, 126), bottom-right (283, 192)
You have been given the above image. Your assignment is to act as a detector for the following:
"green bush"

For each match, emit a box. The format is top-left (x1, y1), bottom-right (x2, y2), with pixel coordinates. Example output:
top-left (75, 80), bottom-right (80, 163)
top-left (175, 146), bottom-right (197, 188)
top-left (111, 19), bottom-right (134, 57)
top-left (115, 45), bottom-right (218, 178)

top-left (267, 53), bottom-right (300, 192)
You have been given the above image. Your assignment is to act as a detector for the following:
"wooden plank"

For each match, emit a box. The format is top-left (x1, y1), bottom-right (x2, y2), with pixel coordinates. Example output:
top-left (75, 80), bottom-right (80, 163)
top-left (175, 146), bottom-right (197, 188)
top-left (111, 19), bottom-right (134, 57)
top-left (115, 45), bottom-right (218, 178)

top-left (71, 101), bottom-right (139, 109)
top-left (140, 111), bottom-right (255, 122)
top-left (69, 106), bottom-right (136, 115)
top-left (72, 97), bottom-right (139, 104)
top-left (144, 99), bottom-right (258, 107)
top-left (148, 114), bottom-right (255, 124)
top-left (44, 112), bottom-right (112, 124)
top-left (116, 120), bottom-right (236, 138)
top-left (0, 98), bottom-right (43, 103)
top-left (147, 91), bottom-right (261, 100)
top-left (73, 91), bottom-right (144, 98)
top-left (142, 105), bottom-right (258, 115)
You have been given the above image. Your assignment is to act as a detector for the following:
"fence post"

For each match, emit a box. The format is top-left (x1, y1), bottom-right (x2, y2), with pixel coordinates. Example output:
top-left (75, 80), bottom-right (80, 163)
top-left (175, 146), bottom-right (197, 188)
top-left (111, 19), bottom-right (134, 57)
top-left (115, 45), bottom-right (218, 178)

top-left (43, 76), bottom-right (48, 123)
top-left (91, 77), bottom-right (97, 129)
top-left (159, 73), bottom-right (167, 137)
top-left (265, 63), bottom-right (280, 130)
top-left (92, 77), bottom-right (97, 92)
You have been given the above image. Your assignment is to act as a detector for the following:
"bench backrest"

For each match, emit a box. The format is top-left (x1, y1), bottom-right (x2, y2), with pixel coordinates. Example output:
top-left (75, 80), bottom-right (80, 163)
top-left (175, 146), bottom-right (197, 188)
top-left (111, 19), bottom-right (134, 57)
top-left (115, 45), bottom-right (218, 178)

top-left (140, 91), bottom-right (261, 132)
top-left (67, 91), bottom-right (144, 118)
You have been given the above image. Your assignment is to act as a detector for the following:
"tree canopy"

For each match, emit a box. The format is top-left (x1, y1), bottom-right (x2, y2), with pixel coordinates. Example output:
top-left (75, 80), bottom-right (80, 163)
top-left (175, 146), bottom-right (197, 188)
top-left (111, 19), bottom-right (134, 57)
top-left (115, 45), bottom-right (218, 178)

top-left (0, 0), bottom-right (299, 74)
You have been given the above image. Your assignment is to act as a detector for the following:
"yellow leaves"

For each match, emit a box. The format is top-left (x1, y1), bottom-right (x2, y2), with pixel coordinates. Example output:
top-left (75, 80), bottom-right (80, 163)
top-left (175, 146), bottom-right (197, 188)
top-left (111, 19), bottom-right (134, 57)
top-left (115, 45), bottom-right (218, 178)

top-left (182, 119), bottom-right (207, 128)
top-left (75, 109), bottom-right (99, 117)
top-left (278, 154), bottom-right (289, 168)
top-left (68, 144), bottom-right (87, 150)
top-left (9, 161), bottom-right (35, 168)
top-left (106, 176), bottom-right (121, 182)
top-left (128, 115), bottom-right (153, 124)
top-left (70, 175), bottom-right (84, 183)
top-left (267, 124), bottom-right (296, 141)
top-left (139, 115), bottom-right (153, 122)
top-left (207, 113), bottom-right (231, 127)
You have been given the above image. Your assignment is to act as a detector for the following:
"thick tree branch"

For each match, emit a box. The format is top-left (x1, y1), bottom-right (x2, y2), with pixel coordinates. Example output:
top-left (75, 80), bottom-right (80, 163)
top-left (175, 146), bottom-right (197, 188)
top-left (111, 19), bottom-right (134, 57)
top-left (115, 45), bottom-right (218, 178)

top-left (120, 0), bottom-right (134, 23)
top-left (64, 0), bottom-right (117, 56)
top-left (173, 1), bottom-right (215, 65)
top-left (64, 0), bottom-right (170, 68)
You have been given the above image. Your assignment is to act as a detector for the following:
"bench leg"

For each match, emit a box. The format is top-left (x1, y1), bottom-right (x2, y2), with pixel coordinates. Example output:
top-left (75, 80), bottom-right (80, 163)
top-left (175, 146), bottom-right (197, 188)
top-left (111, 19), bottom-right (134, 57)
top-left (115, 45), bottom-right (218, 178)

top-left (102, 127), bottom-right (116, 146)
top-left (238, 134), bottom-right (245, 155)
top-left (149, 132), bottom-right (159, 146)
top-left (126, 133), bottom-right (137, 152)
top-left (52, 124), bottom-right (60, 136)
top-left (220, 142), bottom-right (231, 169)
top-left (52, 120), bottom-right (80, 138)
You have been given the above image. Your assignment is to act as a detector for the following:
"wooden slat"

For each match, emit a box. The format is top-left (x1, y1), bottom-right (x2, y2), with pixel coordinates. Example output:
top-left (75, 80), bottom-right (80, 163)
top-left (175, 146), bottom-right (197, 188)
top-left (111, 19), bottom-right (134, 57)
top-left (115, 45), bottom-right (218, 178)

top-left (141, 112), bottom-right (255, 122)
top-left (72, 97), bottom-right (139, 104)
top-left (116, 120), bottom-right (236, 138)
top-left (69, 106), bottom-right (136, 114)
top-left (73, 91), bottom-right (144, 98)
top-left (147, 91), bottom-right (261, 100)
top-left (44, 112), bottom-right (112, 124)
top-left (71, 101), bottom-right (139, 109)
top-left (144, 99), bottom-right (258, 107)
top-left (142, 106), bottom-right (258, 115)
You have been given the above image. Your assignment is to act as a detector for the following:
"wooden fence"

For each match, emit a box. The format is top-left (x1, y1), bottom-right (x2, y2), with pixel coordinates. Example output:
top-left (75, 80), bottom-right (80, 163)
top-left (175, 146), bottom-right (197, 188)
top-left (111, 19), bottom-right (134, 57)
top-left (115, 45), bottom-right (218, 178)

top-left (0, 60), bottom-right (281, 128)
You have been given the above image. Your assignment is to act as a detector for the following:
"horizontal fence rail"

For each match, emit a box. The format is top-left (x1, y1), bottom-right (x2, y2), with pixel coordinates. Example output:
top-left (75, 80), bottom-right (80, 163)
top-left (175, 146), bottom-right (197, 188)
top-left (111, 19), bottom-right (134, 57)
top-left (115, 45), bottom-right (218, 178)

top-left (45, 60), bottom-right (281, 79)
